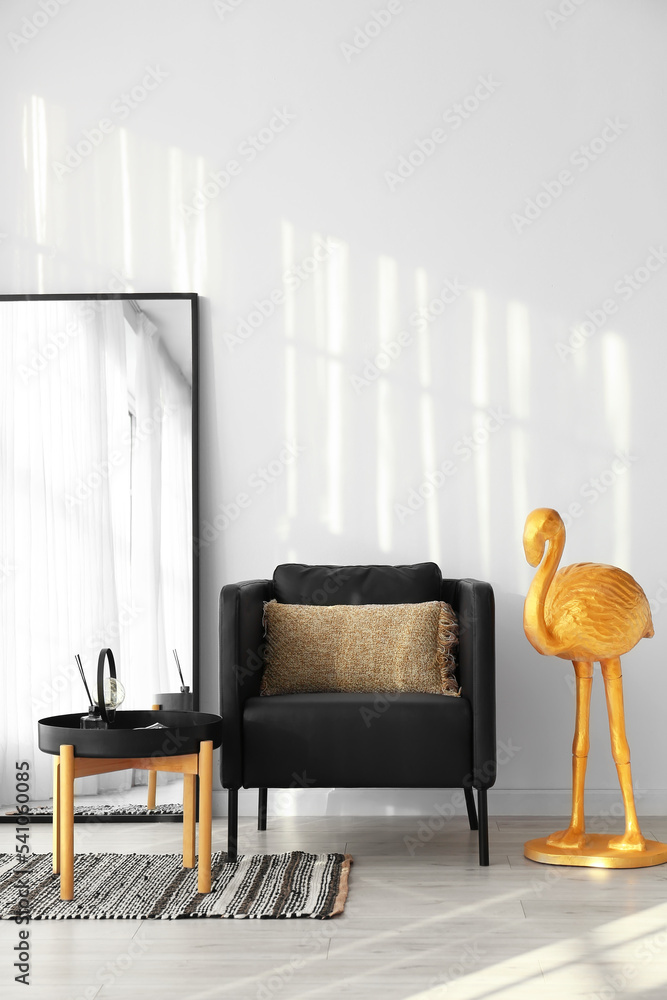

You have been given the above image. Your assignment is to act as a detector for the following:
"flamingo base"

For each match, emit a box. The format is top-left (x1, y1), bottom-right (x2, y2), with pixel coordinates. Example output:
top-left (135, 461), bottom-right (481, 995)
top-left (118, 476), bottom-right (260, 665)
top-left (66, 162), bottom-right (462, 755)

top-left (524, 834), bottom-right (667, 869)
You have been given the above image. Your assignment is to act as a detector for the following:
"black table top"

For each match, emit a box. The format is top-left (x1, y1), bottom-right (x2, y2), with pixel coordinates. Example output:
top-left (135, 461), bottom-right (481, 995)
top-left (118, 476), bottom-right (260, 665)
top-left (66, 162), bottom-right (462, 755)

top-left (38, 710), bottom-right (222, 758)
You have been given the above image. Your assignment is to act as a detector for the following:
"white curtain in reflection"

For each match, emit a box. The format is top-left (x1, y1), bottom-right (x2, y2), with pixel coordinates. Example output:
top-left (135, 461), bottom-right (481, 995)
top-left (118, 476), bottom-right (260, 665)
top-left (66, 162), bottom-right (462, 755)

top-left (130, 314), bottom-right (192, 713)
top-left (0, 300), bottom-right (133, 803)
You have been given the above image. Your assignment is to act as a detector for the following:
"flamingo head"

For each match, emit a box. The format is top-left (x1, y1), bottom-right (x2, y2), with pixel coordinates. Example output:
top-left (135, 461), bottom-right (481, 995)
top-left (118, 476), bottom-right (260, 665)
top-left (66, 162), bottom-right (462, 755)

top-left (523, 508), bottom-right (565, 567)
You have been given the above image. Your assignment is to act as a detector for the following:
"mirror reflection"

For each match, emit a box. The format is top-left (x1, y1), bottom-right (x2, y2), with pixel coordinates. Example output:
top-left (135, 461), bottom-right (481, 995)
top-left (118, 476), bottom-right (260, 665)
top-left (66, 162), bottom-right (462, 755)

top-left (0, 294), bottom-right (197, 814)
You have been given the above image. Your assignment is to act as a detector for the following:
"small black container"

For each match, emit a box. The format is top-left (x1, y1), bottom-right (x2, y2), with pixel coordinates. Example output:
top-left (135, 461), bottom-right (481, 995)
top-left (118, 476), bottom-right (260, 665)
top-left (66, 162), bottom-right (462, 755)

top-left (80, 706), bottom-right (107, 730)
top-left (153, 690), bottom-right (194, 712)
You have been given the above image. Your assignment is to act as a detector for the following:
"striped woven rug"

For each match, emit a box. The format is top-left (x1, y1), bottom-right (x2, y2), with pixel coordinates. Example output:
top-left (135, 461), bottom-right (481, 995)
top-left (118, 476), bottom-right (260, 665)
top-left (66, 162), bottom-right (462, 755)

top-left (0, 851), bottom-right (352, 919)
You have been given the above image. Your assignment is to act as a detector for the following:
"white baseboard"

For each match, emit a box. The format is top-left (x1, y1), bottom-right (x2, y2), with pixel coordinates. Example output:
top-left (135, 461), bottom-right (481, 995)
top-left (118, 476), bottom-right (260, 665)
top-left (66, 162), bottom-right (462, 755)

top-left (485, 788), bottom-right (666, 816)
top-left (211, 787), bottom-right (667, 818)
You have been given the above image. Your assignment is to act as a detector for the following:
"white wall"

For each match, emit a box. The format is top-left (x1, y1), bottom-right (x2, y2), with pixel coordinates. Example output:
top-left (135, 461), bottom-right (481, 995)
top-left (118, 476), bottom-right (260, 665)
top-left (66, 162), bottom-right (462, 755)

top-left (3, 0), bottom-right (667, 815)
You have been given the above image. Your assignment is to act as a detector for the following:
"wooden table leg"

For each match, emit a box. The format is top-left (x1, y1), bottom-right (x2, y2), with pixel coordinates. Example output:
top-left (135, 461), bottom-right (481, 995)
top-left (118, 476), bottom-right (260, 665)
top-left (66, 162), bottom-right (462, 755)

top-left (147, 771), bottom-right (157, 810)
top-left (183, 773), bottom-right (196, 868)
top-left (147, 704), bottom-right (160, 810)
top-left (59, 745), bottom-right (74, 900)
top-left (52, 756), bottom-right (60, 874)
top-left (197, 740), bottom-right (213, 894)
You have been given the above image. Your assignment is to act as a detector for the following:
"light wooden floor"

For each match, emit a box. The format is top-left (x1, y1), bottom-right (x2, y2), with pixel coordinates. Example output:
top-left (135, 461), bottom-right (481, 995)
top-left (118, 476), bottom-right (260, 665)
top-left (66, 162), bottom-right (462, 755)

top-left (3, 814), bottom-right (667, 999)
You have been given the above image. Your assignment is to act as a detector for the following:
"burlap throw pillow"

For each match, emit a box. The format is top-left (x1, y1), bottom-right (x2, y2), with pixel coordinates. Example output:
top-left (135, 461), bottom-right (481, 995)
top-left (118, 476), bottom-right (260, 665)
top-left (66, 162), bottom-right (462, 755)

top-left (260, 600), bottom-right (459, 696)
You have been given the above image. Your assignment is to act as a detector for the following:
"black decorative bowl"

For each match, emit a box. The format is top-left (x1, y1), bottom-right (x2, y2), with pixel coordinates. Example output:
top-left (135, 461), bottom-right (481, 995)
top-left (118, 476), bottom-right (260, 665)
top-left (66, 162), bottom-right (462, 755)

top-left (38, 710), bottom-right (222, 758)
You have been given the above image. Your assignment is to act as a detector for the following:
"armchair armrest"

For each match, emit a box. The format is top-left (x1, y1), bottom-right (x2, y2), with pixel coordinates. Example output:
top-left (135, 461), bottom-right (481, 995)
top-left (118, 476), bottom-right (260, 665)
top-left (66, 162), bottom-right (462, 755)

top-left (442, 578), bottom-right (496, 790)
top-left (219, 578), bottom-right (273, 788)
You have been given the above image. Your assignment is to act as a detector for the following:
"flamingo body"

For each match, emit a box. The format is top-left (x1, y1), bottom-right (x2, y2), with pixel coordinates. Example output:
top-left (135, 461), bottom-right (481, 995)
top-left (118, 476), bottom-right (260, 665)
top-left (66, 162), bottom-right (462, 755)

top-left (543, 561), bottom-right (654, 662)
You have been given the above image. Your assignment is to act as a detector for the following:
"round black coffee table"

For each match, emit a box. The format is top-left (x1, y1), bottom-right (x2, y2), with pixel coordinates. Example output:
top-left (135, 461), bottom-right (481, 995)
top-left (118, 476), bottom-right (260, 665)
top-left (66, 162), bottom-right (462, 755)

top-left (38, 710), bottom-right (222, 901)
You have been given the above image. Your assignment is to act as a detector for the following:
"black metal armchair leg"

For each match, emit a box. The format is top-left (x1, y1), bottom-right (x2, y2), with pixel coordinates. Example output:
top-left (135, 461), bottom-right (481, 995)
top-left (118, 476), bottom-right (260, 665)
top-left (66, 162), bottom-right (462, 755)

top-left (227, 788), bottom-right (238, 861)
top-left (258, 787), bottom-right (268, 831)
top-left (464, 787), bottom-right (478, 830)
top-left (477, 788), bottom-right (489, 866)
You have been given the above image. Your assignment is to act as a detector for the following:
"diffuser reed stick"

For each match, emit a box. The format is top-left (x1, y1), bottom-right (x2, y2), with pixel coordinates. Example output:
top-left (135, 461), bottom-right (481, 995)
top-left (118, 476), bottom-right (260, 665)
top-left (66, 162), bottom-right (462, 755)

top-left (75, 653), bottom-right (94, 706)
top-left (172, 648), bottom-right (186, 690)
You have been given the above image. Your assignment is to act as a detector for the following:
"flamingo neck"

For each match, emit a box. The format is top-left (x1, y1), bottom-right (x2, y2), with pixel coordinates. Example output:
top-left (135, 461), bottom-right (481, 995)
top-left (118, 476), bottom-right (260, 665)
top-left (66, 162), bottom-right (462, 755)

top-left (524, 530), bottom-right (564, 656)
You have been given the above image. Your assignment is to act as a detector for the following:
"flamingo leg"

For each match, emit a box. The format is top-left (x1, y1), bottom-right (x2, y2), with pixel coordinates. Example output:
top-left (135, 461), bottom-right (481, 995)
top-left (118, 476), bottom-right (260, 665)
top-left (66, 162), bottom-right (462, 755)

top-left (546, 660), bottom-right (593, 849)
top-left (600, 657), bottom-right (646, 851)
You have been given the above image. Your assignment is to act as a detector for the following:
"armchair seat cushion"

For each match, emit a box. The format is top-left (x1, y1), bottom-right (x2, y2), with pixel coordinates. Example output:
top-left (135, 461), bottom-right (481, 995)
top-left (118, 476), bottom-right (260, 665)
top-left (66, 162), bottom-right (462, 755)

top-left (242, 692), bottom-right (473, 788)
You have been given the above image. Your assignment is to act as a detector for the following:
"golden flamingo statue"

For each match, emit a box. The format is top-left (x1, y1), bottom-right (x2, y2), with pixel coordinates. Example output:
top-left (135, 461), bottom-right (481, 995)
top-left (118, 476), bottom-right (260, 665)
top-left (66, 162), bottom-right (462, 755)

top-left (522, 508), bottom-right (666, 868)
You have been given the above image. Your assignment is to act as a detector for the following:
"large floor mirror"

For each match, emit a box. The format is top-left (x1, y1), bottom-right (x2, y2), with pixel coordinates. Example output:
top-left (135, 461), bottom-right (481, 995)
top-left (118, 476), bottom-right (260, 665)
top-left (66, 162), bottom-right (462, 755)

top-left (0, 293), bottom-right (198, 821)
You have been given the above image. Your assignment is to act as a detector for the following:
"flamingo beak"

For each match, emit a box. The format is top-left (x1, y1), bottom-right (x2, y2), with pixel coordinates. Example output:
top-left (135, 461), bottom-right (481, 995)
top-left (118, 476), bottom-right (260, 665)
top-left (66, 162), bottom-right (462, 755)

top-left (523, 532), bottom-right (545, 567)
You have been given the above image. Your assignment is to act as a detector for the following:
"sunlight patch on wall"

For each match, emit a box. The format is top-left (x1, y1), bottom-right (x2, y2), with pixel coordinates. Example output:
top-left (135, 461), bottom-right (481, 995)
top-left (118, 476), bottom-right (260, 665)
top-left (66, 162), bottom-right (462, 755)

top-left (416, 267), bottom-right (440, 563)
top-left (473, 409), bottom-right (492, 578)
top-left (415, 267), bottom-right (431, 389)
top-left (327, 239), bottom-right (347, 357)
top-left (326, 359), bottom-right (343, 535)
top-left (190, 156), bottom-right (208, 295)
top-left (507, 301), bottom-right (530, 589)
top-left (23, 96), bottom-right (48, 290)
top-left (313, 231), bottom-right (327, 353)
top-left (470, 289), bottom-right (489, 408)
top-left (313, 231), bottom-right (328, 506)
top-left (602, 331), bottom-right (631, 568)
top-left (282, 220), bottom-right (298, 519)
top-left (169, 146), bottom-right (190, 288)
top-left (376, 255), bottom-right (398, 553)
top-left (573, 333), bottom-right (587, 379)
top-left (471, 289), bottom-right (490, 575)
top-left (325, 238), bottom-right (348, 536)
top-left (377, 378), bottom-right (393, 553)
top-left (118, 129), bottom-right (133, 279)
top-left (507, 302), bottom-right (530, 420)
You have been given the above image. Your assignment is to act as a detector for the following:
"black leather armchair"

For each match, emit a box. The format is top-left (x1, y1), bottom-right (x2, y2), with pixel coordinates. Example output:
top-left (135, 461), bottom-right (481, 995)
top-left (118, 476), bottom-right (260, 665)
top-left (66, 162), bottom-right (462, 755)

top-left (219, 562), bottom-right (496, 864)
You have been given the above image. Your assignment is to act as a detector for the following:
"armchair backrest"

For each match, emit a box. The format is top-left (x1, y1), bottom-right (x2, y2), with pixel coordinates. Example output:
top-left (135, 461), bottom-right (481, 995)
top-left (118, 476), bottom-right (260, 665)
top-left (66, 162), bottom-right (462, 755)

top-left (273, 562), bottom-right (443, 605)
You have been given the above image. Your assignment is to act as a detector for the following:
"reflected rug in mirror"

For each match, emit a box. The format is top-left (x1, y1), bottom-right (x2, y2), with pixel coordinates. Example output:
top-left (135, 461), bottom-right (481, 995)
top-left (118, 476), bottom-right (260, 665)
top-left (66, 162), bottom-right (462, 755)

top-left (0, 851), bottom-right (352, 919)
top-left (3, 803), bottom-right (182, 817)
